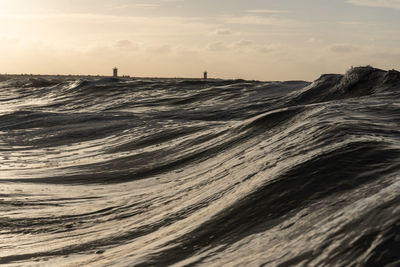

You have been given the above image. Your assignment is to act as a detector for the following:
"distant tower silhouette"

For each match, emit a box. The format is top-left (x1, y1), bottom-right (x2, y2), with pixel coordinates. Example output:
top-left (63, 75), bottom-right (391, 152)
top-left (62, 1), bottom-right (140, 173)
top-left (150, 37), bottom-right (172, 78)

top-left (203, 71), bottom-right (208, 79)
top-left (113, 67), bottom-right (118, 78)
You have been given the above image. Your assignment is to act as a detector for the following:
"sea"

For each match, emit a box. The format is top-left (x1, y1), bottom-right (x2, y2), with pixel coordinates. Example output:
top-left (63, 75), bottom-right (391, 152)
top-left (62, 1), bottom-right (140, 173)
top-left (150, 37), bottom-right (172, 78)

top-left (0, 66), bottom-right (399, 266)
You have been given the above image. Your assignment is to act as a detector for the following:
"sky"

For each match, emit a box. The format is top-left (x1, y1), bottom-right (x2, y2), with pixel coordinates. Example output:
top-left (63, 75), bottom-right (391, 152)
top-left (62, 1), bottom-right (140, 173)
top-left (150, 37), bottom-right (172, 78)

top-left (1, 0), bottom-right (400, 81)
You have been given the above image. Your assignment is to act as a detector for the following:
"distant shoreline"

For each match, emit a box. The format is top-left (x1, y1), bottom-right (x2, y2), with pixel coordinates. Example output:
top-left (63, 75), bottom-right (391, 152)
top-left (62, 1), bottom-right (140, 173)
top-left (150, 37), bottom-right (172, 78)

top-left (0, 73), bottom-right (223, 80)
top-left (0, 73), bottom-right (129, 79)
top-left (0, 73), bottom-right (313, 83)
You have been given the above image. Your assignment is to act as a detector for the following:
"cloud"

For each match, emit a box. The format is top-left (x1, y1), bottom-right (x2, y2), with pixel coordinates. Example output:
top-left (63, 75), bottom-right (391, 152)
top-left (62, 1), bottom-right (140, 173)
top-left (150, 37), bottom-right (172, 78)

top-left (147, 44), bottom-right (172, 54)
top-left (0, 13), bottom-right (217, 39)
top-left (0, 36), bottom-right (20, 45)
top-left (114, 40), bottom-right (140, 51)
top-left (221, 16), bottom-right (296, 26)
top-left (347, 0), bottom-right (400, 9)
top-left (258, 44), bottom-right (281, 53)
top-left (214, 28), bottom-right (232, 35)
top-left (337, 21), bottom-right (362, 25)
top-left (207, 41), bottom-right (229, 51)
top-left (134, 4), bottom-right (160, 8)
top-left (246, 9), bottom-right (289, 14)
top-left (233, 40), bottom-right (254, 47)
top-left (330, 44), bottom-right (358, 53)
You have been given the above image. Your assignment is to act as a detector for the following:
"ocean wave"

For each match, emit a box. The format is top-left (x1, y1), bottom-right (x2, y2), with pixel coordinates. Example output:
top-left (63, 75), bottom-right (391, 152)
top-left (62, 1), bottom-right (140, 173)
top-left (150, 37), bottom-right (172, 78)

top-left (0, 66), bottom-right (399, 266)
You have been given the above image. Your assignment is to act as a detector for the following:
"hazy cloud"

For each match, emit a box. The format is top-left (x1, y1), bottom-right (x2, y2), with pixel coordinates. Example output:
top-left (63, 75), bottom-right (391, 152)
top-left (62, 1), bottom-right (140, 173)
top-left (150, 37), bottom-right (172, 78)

top-left (147, 44), bottom-right (172, 54)
top-left (246, 9), bottom-right (289, 14)
top-left (258, 44), bottom-right (280, 53)
top-left (337, 21), bottom-right (362, 25)
top-left (134, 4), bottom-right (160, 8)
top-left (0, 36), bottom-right (20, 44)
top-left (207, 41), bottom-right (229, 51)
top-left (115, 40), bottom-right (140, 51)
top-left (347, 0), bottom-right (400, 9)
top-left (233, 40), bottom-right (254, 47)
top-left (330, 44), bottom-right (358, 53)
top-left (221, 16), bottom-right (296, 26)
top-left (214, 28), bottom-right (232, 35)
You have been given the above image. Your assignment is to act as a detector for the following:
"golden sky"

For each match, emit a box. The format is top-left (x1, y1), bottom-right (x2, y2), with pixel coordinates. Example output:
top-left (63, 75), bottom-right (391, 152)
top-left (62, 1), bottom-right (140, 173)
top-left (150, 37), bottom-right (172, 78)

top-left (1, 0), bottom-right (400, 80)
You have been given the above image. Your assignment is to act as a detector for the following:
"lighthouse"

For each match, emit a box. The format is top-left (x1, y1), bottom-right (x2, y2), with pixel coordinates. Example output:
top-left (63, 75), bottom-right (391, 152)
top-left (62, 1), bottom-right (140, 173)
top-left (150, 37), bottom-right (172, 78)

top-left (203, 71), bottom-right (208, 79)
top-left (113, 67), bottom-right (118, 78)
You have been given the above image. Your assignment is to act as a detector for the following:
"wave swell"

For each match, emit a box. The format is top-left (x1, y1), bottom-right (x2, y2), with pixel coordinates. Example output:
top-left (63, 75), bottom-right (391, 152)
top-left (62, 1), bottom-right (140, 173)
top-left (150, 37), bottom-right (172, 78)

top-left (0, 66), bottom-right (399, 266)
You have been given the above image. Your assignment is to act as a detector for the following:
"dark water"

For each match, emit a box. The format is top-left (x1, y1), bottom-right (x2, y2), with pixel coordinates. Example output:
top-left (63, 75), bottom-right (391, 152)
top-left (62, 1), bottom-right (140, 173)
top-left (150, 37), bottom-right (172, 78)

top-left (0, 66), bottom-right (399, 266)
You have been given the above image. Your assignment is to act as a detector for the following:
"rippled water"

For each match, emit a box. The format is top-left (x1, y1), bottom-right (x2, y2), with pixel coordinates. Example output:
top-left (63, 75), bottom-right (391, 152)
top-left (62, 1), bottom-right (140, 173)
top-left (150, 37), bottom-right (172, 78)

top-left (1, 66), bottom-right (399, 266)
